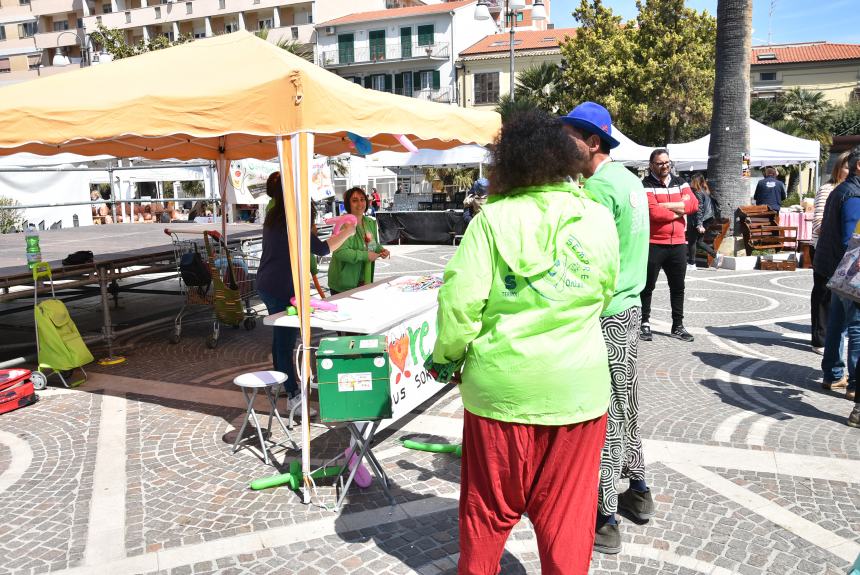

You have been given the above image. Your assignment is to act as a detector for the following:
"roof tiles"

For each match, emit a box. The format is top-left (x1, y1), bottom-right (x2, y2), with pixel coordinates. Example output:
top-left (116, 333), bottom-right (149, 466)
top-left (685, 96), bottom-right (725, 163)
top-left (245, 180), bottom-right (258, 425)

top-left (460, 28), bottom-right (576, 56)
top-left (751, 42), bottom-right (860, 65)
top-left (319, 0), bottom-right (476, 27)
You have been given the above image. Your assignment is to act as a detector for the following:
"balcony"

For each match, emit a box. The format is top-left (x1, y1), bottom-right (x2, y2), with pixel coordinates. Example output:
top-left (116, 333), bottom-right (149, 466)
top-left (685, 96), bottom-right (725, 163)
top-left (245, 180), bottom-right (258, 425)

top-left (30, 0), bottom-right (85, 17)
top-left (320, 42), bottom-right (449, 68)
top-left (412, 85), bottom-right (455, 104)
top-left (34, 29), bottom-right (83, 49)
top-left (83, 0), bottom-right (310, 31)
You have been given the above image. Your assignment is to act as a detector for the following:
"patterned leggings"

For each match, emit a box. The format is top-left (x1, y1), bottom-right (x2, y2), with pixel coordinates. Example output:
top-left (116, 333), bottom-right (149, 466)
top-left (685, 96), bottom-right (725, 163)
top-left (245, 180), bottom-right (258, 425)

top-left (597, 306), bottom-right (646, 517)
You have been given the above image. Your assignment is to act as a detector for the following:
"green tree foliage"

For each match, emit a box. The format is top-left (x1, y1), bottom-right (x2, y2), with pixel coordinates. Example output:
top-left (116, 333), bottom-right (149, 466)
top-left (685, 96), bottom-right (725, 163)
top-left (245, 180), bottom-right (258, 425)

top-left (558, 0), bottom-right (716, 146)
top-left (831, 101), bottom-right (860, 136)
top-left (0, 196), bottom-right (24, 234)
top-left (494, 93), bottom-right (540, 122)
top-left (89, 24), bottom-right (192, 60)
top-left (514, 63), bottom-right (563, 114)
top-left (749, 88), bottom-right (833, 162)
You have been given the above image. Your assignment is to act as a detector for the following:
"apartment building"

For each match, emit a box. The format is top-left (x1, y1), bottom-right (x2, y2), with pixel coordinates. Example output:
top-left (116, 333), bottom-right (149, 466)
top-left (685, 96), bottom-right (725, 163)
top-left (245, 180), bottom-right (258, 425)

top-left (0, 0), bottom-right (425, 84)
top-left (458, 27), bottom-right (572, 108)
top-left (315, 0), bottom-right (505, 105)
top-left (751, 42), bottom-right (860, 104)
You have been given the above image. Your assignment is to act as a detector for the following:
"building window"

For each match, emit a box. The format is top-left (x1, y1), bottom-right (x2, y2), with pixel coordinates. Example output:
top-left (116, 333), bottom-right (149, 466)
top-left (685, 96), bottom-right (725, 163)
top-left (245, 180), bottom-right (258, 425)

top-left (258, 18), bottom-right (273, 30)
top-left (417, 24), bottom-right (433, 46)
top-left (102, 3), bottom-right (112, 13)
top-left (506, 12), bottom-right (525, 26)
top-left (154, 6), bottom-right (161, 18)
top-left (225, 22), bottom-right (239, 32)
top-left (419, 70), bottom-right (433, 90)
top-left (0, 26), bottom-right (6, 41)
top-left (474, 72), bottom-right (499, 104)
top-left (19, 0), bottom-right (31, 5)
top-left (371, 74), bottom-right (386, 91)
top-left (53, 21), bottom-right (70, 32)
top-left (759, 72), bottom-right (776, 81)
top-left (125, 11), bottom-right (132, 23)
top-left (218, 0), bottom-right (225, 9)
top-left (185, 2), bottom-right (192, 14)
top-left (369, 29), bottom-right (385, 61)
top-left (193, 31), bottom-right (206, 38)
top-left (291, 26), bottom-right (298, 39)
top-left (306, 12), bottom-right (312, 24)
top-left (0, 58), bottom-right (9, 73)
top-left (19, 22), bottom-right (38, 38)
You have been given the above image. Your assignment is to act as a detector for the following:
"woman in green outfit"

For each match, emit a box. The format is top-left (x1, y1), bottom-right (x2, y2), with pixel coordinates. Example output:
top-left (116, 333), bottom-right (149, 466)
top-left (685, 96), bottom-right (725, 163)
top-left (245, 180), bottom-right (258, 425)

top-left (327, 187), bottom-right (390, 294)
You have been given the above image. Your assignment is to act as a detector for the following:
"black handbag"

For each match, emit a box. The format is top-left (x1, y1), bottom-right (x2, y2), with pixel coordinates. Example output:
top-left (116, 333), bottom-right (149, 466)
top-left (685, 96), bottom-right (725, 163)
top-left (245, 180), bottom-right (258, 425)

top-left (179, 249), bottom-right (211, 288)
top-left (62, 250), bottom-right (94, 266)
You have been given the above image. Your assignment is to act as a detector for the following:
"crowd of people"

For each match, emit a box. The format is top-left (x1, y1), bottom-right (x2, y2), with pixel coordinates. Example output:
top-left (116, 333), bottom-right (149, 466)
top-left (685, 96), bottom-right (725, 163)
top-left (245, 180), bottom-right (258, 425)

top-left (253, 103), bottom-right (858, 574)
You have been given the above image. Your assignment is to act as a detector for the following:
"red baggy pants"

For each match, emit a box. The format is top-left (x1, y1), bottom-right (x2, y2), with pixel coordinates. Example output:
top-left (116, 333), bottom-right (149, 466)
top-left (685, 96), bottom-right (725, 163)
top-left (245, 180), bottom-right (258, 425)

top-left (458, 410), bottom-right (607, 575)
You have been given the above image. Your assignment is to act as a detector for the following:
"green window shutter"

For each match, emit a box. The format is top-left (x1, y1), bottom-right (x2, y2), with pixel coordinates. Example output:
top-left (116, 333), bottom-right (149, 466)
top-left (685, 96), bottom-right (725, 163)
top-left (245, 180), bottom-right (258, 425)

top-left (417, 24), bottom-right (433, 46)
top-left (385, 74), bottom-right (393, 93)
top-left (369, 29), bottom-right (385, 61)
top-left (338, 33), bottom-right (354, 64)
top-left (413, 71), bottom-right (421, 90)
top-left (395, 73), bottom-right (403, 93)
top-left (400, 27), bottom-right (411, 58)
top-left (364, 76), bottom-right (372, 89)
top-left (432, 70), bottom-right (440, 90)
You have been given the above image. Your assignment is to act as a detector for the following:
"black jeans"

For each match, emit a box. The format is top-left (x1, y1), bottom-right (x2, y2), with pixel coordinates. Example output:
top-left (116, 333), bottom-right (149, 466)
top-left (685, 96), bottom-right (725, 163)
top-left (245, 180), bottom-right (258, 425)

top-left (641, 243), bottom-right (687, 327)
top-left (686, 221), bottom-right (717, 264)
top-left (811, 270), bottom-right (831, 348)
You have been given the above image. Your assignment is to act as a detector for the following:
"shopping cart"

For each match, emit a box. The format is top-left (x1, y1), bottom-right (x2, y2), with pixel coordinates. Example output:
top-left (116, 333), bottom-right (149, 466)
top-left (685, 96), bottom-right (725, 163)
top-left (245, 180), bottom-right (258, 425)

top-left (164, 229), bottom-right (258, 349)
top-left (30, 262), bottom-right (93, 390)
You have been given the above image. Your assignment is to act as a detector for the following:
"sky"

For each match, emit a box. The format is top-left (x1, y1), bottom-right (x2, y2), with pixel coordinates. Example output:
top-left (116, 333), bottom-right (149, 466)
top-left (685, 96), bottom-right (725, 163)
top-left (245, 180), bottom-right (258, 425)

top-left (551, 0), bottom-right (860, 45)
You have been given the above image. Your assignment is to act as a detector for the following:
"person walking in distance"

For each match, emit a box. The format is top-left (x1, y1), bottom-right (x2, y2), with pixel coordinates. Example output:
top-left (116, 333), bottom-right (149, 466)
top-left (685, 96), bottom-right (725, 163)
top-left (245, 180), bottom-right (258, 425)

top-left (639, 149), bottom-right (698, 342)
top-left (561, 101), bottom-right (652, 555)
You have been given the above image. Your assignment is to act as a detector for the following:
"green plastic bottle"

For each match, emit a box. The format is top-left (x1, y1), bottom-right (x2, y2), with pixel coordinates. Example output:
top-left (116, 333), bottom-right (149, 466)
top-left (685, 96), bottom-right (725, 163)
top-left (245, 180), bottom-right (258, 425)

top-left (25, 226), bottom-right (41, 269)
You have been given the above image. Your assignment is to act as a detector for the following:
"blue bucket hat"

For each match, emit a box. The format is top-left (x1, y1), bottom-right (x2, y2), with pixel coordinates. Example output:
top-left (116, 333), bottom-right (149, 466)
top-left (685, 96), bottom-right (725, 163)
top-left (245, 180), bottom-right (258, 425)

top-left (560, 102), bottom-right (621, 149)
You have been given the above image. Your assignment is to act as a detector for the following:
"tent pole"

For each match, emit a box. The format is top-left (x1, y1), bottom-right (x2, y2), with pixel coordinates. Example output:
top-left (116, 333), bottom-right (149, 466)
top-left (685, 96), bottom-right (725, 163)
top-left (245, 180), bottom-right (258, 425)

top-left (218, 138), bottom-right (227, 242)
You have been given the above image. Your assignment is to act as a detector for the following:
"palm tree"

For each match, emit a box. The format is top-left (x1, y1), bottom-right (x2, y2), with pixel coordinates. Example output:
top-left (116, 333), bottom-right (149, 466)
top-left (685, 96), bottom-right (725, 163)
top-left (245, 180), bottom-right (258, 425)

top-left (515, 63), bottom-right (562, 114)
top-left (780, 87), bottom-right (832, 136)
top-left (706, 0), bottom-right (752, 254)
top-left (255, 28), bottom-right (313, 61)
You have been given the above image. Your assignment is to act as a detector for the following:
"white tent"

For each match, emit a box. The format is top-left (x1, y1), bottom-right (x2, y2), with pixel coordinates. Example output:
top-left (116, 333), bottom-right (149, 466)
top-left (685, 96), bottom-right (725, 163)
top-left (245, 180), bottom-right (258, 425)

top-left (610, 127), bottom-right (657, 168)
top-left (667, 119), bottom-right (820, 171)
top-left (365, 144), bottom-right (491, 168)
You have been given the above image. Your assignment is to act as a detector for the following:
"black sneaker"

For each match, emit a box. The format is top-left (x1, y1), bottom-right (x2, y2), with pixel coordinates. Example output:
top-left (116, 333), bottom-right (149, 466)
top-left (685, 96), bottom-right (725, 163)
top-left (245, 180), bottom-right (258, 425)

top-left (640, 323), bottom-right (653, 341)
top-left (593, 521), bottom-right (621, 554)
top-left (618, 488), bottom-right (655, 523)
top-left (670, 325), bottom-right (694, 342)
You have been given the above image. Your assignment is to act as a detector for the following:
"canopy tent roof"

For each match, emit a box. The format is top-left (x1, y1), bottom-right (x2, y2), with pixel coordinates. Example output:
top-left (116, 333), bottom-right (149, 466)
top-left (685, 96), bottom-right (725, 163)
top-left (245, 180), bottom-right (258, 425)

top-left (0, 152), bottom-right (114, 167)
top-left (610, 127), bottom-right (657, 168)
top-left (365, 144), bottom-right (491, 168)
top-left (0, 31), bottom-right (500, 161)
top-left (667, 119), bottom-right (820, 171)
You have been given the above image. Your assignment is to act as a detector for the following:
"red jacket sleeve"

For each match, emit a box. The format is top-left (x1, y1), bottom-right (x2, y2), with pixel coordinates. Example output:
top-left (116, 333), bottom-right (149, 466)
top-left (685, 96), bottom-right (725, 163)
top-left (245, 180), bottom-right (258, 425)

top-left (647, 190), bottom-right (681, 225)
top-left (680, 183), bottom-right (699, 215)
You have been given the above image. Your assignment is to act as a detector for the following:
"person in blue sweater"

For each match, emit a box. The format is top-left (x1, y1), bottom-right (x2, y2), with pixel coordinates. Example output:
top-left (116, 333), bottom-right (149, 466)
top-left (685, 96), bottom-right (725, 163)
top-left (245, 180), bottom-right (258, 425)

top-left (753, 167), bottom-right (787, 212)
top-left (813, 145), bottom-right (860, 419)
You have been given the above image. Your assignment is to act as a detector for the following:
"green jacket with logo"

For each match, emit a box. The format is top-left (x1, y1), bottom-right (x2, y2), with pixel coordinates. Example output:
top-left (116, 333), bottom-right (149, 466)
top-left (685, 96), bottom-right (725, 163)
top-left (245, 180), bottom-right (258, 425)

top-left (583, 161), bottom-right (649, 317)
top-left (328, 216), bottom-right (382, 293)
top-left (432, 182), bottom-right (619, 426)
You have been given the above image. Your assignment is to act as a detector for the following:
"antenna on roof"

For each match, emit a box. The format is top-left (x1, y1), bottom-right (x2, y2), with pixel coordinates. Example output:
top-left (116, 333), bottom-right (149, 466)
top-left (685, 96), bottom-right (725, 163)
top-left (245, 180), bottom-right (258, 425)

top-left (767, 0), bottom-right (777, 46)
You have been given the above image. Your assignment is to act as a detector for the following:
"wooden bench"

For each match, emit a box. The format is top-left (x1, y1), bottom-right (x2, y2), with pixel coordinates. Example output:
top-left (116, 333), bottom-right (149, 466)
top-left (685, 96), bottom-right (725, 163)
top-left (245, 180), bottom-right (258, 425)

top-left (695, 218), bottom-right (731, 267)
top-left (738, 205), bottom-right (798, 255)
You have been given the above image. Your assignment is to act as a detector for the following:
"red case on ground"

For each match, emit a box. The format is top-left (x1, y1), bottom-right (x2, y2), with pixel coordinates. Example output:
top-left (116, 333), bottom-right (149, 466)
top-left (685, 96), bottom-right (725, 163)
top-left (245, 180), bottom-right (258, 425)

top-left (0, 368), bottom-right (38, 415)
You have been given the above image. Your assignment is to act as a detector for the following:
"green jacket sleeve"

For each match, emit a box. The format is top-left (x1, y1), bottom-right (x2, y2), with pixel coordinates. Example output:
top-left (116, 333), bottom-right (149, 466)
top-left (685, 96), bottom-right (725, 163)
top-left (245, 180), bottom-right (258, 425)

top-left (433, 215), bottom-right (494, 364)
top-left (332, 231), bottom-right (370, 264)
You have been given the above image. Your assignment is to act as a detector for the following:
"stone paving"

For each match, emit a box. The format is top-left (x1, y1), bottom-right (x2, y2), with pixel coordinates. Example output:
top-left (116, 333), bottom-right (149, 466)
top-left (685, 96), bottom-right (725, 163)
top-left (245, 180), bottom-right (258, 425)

top-left (0, 245), bottom-right (858, 574)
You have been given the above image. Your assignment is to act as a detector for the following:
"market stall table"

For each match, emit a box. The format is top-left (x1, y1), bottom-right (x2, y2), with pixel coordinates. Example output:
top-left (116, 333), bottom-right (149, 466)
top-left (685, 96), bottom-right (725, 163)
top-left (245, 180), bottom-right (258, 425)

top-left (264, 275), bottom-right (446, 508)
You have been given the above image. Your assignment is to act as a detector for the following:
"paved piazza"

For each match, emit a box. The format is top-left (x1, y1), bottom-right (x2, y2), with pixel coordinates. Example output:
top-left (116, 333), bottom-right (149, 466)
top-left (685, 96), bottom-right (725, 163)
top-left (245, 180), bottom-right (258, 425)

top-left (0, 244), bottom-right (857, 574)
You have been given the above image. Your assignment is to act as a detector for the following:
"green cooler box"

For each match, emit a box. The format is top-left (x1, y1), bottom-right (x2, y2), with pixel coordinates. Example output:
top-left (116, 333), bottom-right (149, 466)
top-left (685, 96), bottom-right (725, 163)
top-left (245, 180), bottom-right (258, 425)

top-left (316, 335), bottom-right (392, 423)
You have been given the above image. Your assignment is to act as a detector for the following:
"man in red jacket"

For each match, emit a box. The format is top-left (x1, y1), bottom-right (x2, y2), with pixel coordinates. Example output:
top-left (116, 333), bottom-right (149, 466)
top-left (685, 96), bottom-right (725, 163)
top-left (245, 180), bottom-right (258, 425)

top-left (640, 149), bottom-right (699, 342)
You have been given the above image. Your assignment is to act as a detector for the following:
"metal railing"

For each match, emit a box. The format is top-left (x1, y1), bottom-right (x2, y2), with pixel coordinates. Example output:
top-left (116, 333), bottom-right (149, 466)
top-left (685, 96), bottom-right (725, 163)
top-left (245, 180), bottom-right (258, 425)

top-left (320, 42), bottom-right (449, 67)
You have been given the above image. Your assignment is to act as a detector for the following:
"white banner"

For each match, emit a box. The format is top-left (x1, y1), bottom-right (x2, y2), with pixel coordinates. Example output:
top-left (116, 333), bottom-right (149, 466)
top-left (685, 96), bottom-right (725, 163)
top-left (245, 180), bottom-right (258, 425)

top-left (380, 306), bottom-right (445, 432)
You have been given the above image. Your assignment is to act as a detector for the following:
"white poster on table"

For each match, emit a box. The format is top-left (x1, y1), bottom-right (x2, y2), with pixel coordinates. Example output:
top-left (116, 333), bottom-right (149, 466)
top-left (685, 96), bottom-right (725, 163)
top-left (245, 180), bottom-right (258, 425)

top-left (379, 306), bottom-right (446, 432)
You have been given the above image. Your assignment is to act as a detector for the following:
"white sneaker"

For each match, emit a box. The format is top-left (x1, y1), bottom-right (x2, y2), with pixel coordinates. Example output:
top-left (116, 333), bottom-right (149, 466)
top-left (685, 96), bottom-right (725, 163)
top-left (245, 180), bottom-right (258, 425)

top-left (287, 394), bottom-right (318, 418)
top-left (687, 263), bottom-right (697, 271)
top-left (713, 254), bottom-right (724, 269)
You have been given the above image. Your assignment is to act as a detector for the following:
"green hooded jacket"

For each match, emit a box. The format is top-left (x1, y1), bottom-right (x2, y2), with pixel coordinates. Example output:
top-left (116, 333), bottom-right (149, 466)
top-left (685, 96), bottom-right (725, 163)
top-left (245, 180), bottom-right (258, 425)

top-left (432, 182), bottom-right (619, 426)
top-left (328, 215), bottom-right (382, 293)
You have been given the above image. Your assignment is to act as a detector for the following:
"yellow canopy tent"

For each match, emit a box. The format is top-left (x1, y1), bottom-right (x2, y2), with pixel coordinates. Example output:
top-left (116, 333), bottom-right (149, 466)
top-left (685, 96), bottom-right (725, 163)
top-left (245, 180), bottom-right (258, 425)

top-left (0, 30), bottom-right (500, 501)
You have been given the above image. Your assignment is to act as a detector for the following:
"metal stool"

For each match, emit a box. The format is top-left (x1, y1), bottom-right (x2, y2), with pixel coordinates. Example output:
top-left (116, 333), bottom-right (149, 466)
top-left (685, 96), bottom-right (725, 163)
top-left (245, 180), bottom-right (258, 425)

top-left (232, 370), bottom-right (295, 464)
